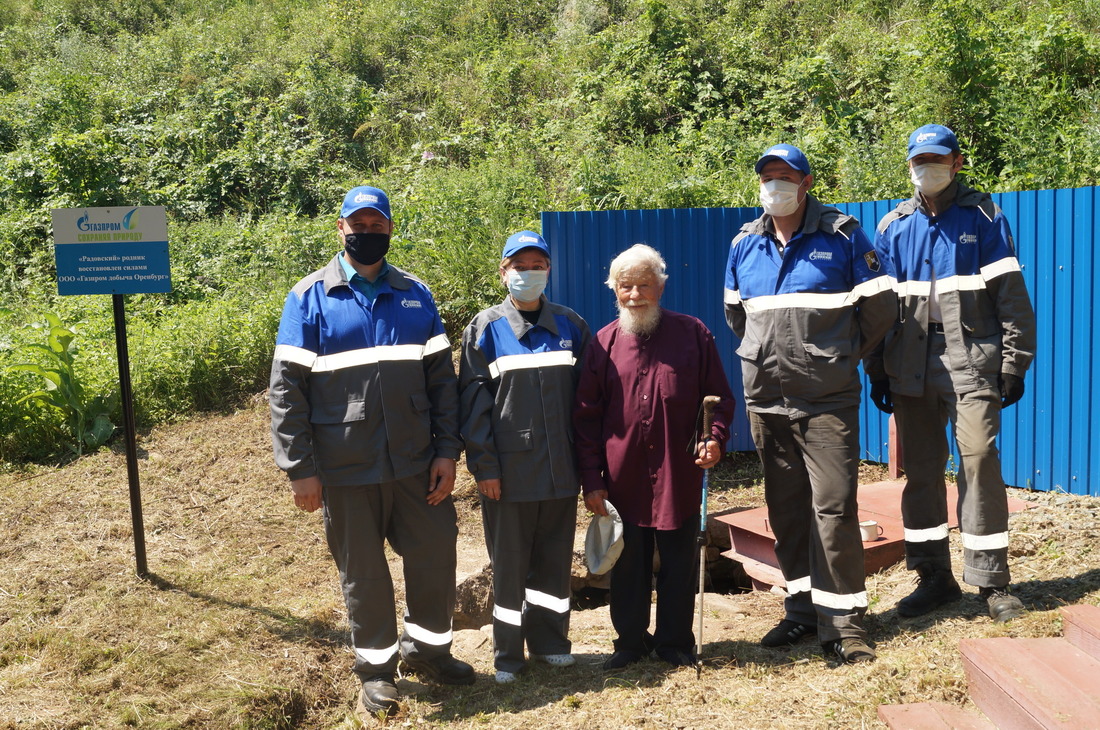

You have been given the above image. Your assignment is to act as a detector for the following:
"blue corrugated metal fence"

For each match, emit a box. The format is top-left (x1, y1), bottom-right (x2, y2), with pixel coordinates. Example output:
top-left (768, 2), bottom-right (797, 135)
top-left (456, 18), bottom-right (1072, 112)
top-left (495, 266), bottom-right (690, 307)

top-left (543, 187), bottom-right (1098, 495)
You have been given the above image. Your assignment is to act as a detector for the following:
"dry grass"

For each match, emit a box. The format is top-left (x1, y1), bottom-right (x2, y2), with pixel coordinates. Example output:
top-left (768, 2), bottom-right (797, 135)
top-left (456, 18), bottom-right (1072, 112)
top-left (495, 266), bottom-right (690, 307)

top-left (2, 396), bottom-right (1098, 729)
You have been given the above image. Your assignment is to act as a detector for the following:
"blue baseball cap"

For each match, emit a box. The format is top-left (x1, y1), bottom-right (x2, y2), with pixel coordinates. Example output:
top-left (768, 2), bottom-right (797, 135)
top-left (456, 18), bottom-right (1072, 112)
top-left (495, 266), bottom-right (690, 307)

top-left (907, 124), bottom-right (960, 160)
top-left (502, 230), bottom-right (550, 260)
top-left (755, 144), bottom-right (812, 176)
top-left (340, 186), bottom-right (391, 220)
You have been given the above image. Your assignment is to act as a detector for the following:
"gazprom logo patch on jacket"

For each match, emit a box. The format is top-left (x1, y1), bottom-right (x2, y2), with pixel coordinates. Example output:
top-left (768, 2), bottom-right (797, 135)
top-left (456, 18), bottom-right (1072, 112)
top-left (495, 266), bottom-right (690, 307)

top-left (808, 249), bottom-right (834, 262)
top-left (354, 192), bottom-right (379, 204)
top-left (559, 338), bottom-right (572, 349)
top-left (400, 298), bottom-right (423, 308)
top-left (959, 233), bottom-right (978, 245)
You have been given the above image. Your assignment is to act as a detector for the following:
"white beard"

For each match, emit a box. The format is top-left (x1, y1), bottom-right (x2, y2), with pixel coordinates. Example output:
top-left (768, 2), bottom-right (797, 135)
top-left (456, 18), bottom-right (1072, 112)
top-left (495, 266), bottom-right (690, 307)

top-left (618, 304), bottom-right (661, 337)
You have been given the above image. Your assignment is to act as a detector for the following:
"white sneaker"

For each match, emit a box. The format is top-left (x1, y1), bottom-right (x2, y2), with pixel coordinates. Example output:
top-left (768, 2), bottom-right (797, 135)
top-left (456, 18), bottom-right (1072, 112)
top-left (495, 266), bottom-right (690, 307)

top-left (495, 670), bottom-right (518, 684)
top-left (532, 653), bottom-right (576, 667)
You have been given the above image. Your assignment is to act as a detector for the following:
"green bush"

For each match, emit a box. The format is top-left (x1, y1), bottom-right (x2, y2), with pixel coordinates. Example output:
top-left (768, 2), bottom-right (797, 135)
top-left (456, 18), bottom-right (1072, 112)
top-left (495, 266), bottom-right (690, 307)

top-left (1, 0), bottom-right (1099, 462)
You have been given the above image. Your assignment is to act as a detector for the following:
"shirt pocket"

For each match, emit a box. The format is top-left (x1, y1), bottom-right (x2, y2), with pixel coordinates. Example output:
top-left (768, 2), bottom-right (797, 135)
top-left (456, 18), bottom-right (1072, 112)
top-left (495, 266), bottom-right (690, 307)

top-left (496, 428), bottom-right (533, 453)
top-left (310, 398), bottom-right (366, 424)
top-left (802, 338), bottom-right (852, 360)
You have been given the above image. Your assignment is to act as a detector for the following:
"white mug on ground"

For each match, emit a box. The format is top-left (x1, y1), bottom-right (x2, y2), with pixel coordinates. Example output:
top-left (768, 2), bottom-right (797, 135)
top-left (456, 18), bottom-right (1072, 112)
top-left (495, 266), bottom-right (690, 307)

top-left (859, 520), bottom-right (883, 542)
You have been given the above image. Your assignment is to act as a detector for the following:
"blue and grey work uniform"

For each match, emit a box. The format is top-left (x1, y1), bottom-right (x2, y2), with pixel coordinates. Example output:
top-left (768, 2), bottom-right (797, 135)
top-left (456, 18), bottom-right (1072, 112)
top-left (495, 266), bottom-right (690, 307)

top-left (870, 181), bottom-right (1036, 586)
top-left (459, 296), bottom-right (590, 674)
top-left (270, 253), bottom-right (462, 677)
top-left (724, 195), bottom-right (895, 642)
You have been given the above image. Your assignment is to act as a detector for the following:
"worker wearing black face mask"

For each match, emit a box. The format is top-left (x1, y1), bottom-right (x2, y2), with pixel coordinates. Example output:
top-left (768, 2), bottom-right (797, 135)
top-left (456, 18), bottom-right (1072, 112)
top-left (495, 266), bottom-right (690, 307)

top-left (270, 185), bottom-right (473, 717)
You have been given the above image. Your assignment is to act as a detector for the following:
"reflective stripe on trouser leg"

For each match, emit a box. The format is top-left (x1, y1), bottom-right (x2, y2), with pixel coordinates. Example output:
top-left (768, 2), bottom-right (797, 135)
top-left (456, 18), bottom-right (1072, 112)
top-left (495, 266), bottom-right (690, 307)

top-left (385, 470), bottom-right (459, 662)
top-left (322, 482), bottom-right (400, 676)
top-left (893, 368), bottom-right (953, 572)
top-left (750, 409), bottom-right (868, 641)
top-left (482, 498), bottom-right (531, 673)
top-left (799, 407), bottom-right (867, 642)
top-left (482, 498), bottom-right (575, 672)
top-left (950, 387), bottom-right (1011, 586)
top-left (521, 497), bottom-right (576, 658)
top-left (750, 411), bottom-right (818, 628)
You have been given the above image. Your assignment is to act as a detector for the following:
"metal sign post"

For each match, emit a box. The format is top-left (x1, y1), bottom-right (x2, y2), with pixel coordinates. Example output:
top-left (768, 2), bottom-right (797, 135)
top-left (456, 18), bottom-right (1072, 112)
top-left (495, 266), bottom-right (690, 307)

top-left (52, 206), bottom-right (171, 578)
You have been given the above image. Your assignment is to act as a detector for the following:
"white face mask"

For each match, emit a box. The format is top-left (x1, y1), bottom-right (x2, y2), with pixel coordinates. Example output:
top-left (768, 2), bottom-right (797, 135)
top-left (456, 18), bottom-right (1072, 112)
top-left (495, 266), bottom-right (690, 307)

top-left (506, 269), bottom-right (548, 302)
top-left (910, 163), bottom-right (954, 196)
top-left (759, 179), bottom-right (804, 217)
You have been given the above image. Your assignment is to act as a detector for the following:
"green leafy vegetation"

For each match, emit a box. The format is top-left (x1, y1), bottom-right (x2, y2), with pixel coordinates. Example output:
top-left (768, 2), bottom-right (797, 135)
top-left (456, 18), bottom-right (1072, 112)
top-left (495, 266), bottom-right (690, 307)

top-left (1, 0), bottom-right (1098, 462)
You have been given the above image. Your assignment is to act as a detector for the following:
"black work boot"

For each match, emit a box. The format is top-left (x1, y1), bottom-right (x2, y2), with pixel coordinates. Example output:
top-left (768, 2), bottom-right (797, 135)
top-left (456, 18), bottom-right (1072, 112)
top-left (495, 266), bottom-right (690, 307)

top-left (980, 585), bottom-right (1026, 623)
top-left (360, 673), bottom-right (399, 716)
top-left (897, 564), bottom-right (962, 617)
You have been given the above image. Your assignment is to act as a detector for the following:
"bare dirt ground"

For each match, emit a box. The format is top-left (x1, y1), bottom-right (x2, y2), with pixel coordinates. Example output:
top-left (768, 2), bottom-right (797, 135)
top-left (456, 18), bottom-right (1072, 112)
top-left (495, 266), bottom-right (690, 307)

top-left (2, 397), bottom-right (1098, 728)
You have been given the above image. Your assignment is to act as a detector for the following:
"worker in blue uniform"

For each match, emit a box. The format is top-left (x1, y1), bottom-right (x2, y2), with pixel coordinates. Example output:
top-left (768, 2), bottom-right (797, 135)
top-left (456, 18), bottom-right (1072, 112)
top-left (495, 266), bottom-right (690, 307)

top-left (459, 231), bottom-right (591, 684)
top-left (270, 185), bottom-right (474, 716)
top-left (867, 125), bottom-right (1037, 623)
top-left (725, 144), bottom-right (895, 663)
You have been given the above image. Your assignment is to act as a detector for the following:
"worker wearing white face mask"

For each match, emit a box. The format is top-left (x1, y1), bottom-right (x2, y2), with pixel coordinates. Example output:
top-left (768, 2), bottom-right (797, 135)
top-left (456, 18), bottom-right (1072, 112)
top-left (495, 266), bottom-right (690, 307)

top-left (724, 144), bottom-right (895, 664)
top-left (867, 124), bottom-right (1036, 624)
top-left (459, 230), bottom-right (592, 684)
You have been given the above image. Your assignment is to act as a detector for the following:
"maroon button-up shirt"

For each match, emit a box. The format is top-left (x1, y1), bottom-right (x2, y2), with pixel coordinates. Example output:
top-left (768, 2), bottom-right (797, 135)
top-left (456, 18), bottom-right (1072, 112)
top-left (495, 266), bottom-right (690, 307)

top-left (573, 309), bottom-right (736, 530)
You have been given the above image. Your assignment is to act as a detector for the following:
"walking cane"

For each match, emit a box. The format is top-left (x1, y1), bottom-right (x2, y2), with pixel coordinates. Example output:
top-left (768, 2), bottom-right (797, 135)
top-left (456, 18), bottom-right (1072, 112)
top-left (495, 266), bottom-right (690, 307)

top-left (696, 395), bottom-right (721, 677)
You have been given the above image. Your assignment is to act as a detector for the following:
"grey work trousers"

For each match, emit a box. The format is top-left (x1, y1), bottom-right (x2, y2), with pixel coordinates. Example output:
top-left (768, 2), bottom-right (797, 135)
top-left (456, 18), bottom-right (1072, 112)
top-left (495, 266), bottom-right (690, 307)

top-left (481, 496), bottom-right (576, 673)
top-left (893, 331), bottom-right (1010, 587)
top-left (323, 469), bottom-right (459, 678)
top-left (750, 407), bottom-right (868, 643)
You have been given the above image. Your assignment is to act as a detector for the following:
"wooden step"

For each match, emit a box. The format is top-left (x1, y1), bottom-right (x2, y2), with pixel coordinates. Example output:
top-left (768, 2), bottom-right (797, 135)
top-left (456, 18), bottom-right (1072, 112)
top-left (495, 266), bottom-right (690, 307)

top-left (878, 702), bottom-right (995, 729)
top-left (961, 636), bottom-right (1100, 729)
top-left (1061, 604), bottom-right (1100, 660)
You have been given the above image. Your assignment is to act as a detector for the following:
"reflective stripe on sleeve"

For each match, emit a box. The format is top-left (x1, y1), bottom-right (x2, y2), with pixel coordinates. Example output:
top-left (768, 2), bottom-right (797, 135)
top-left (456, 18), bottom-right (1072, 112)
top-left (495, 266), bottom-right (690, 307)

top-left (904, 524), bottom-right (950, 543)
top-left (525, 588), bottom-right (570, 614)
top-left (423, 333), bottom-right (452, 357)
top-left (981, 257), bottom-right (1021, 281)
top-left (851, 275), bottom-right (893, 300)
top-left (274, 344), bottom-right (317, 368)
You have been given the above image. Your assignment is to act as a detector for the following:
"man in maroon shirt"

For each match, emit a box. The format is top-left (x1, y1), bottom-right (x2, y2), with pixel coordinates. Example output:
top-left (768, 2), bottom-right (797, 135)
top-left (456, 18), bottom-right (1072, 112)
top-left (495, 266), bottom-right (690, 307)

top-left (573, 244), bottom-right (736, 669)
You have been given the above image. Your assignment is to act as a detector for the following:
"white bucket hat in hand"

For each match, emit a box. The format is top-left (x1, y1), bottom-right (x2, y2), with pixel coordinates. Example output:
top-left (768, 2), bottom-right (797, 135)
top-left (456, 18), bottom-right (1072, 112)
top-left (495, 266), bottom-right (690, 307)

top-left (585, 500), bottom-right (624, 575)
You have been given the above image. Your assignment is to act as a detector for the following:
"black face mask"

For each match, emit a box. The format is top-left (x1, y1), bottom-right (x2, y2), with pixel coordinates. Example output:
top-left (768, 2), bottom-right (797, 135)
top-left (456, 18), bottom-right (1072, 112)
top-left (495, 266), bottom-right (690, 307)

top-left (344, 232), bottom-right (391, 266)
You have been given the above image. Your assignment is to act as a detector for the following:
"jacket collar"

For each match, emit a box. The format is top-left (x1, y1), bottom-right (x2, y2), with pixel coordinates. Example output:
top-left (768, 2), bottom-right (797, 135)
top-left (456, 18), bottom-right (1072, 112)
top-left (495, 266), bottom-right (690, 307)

top-left (321, 254), bottom-right (413, 295)
top-left (501, 295), bottom-right (559, 339)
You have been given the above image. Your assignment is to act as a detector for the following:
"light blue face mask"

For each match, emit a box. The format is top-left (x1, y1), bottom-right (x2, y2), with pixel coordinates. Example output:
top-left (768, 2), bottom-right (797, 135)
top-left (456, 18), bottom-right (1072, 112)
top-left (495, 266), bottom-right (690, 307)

top-left (506, 269), bottom-right (548, 302)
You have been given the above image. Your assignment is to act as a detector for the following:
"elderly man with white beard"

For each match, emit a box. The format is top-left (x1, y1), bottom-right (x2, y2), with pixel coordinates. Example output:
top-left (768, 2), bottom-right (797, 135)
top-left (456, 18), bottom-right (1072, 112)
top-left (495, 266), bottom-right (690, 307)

top-left (573, 244), bottom-right (735, 670)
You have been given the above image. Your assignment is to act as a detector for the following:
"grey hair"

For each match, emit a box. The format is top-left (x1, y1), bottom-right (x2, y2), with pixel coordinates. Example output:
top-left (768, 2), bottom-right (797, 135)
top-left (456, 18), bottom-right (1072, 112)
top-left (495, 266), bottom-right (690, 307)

top-left (605, 244), bottom-right (669, 290)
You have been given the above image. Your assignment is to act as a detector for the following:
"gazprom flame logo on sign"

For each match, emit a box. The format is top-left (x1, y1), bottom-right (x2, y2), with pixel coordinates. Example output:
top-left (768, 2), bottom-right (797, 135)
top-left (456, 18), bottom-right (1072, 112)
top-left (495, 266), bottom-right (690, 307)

top-left (76, 208), bottom-right (140, 233)
top-left (355, 192), bottom-right (379, 205)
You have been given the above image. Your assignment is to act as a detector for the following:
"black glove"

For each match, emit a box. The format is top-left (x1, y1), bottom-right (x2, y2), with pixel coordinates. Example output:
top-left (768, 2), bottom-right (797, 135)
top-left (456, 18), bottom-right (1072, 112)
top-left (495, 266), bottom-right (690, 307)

top-left (999, 373), bottom-right (1025, 408)
top-left (870, 380), bottom-right (893, 414)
